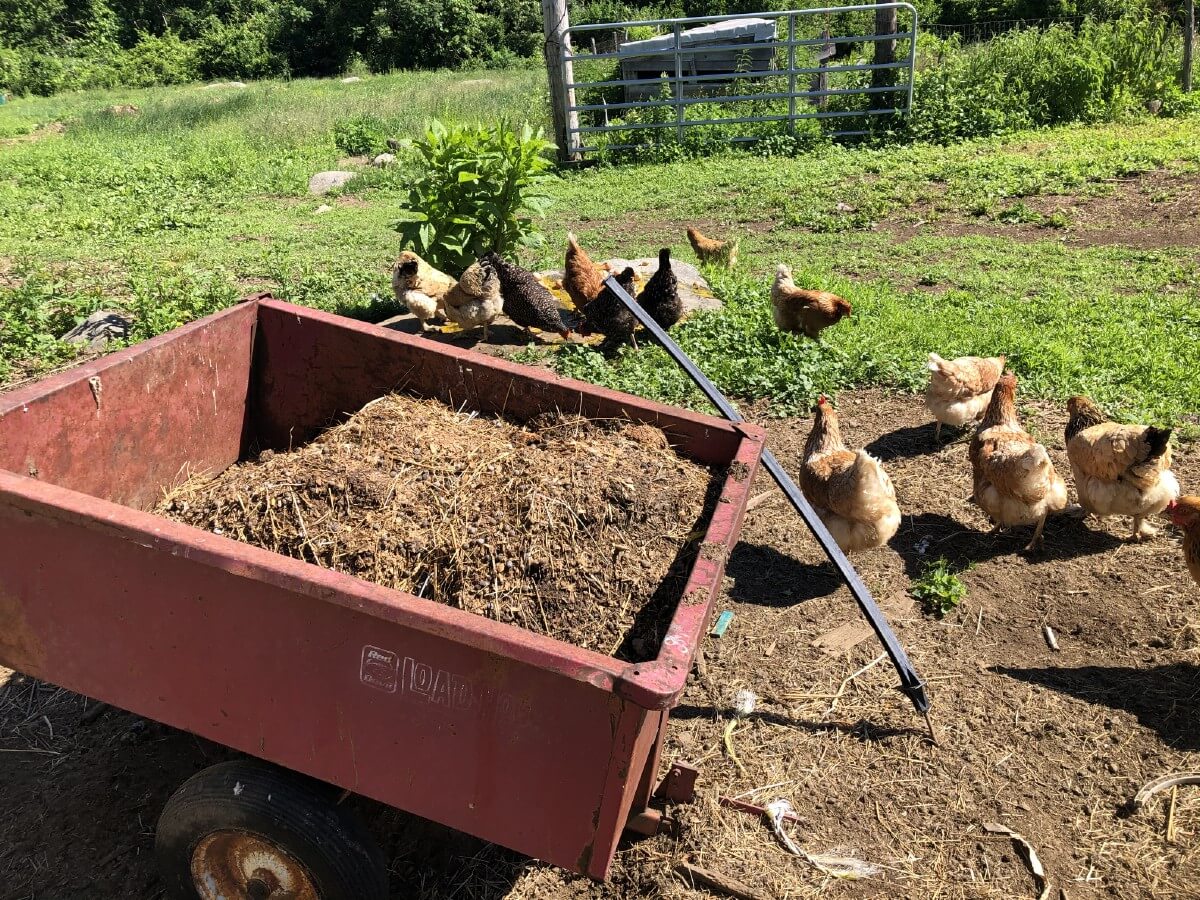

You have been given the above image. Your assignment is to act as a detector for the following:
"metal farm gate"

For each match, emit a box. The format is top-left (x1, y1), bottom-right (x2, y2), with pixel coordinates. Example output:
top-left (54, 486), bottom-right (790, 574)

top-left (541, 4), bottom-right (918, 159)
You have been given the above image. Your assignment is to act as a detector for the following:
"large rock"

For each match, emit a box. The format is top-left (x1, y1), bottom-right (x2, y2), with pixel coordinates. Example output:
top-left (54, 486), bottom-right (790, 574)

top-left (308, 171), bottom-right (358, 194)
top-left (538, 257), bottom-right (720, 317)
top-left (60, 311), bottom-right (132, 351)
top-left (372, 152), bottom-right (396, 167)
top-left (340, 76), bottom-right (362, 84)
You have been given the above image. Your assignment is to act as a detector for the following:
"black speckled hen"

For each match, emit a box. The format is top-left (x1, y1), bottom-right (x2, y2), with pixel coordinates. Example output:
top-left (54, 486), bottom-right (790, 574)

top-left (482, 252), bottom-right (570, 339)
top-left (637, 248), bottom-right (682, 331)
top-left (581, 266), bottom-right (639, 349)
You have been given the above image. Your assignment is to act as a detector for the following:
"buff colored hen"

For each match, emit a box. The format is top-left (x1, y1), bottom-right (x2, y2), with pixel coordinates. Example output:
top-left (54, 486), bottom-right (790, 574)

top-left (969, 373), bottom-right (1068, 551)
top-left (441, 258), bottom-right (504, 340)
top-left (392, 251), bottom-right (455, 332)
top-left (925, 353), bottom-right (1006, 442)
top-left (799, 396), bottom-right (901, 553)
top-left (1065, 396), bottom-right (1177, 541)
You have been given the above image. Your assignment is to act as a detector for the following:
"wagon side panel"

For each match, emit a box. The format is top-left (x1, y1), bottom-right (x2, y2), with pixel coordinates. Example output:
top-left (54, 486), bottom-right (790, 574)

top-left (249, 301), bottom-right (742, 466)
top-left (0, 487), bottom-right (626, 874)
top-left (0, 302), bottom-right (257, 510)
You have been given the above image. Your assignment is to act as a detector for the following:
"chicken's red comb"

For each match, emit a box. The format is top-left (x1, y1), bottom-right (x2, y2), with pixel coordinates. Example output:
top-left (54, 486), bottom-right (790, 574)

top-left (817, 394), bottom-right (830, 406)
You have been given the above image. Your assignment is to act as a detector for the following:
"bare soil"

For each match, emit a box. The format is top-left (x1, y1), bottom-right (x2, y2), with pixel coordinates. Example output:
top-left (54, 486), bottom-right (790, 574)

top-left (4, 389), bottom-right (1199, 899)
top-left (882, 170), bottom-right (1200, 251)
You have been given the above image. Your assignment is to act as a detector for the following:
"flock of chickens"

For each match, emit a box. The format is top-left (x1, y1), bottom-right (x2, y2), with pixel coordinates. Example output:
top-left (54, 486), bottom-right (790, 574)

top-left (807, 354), bottom-right (1199, 592)
top-left (389, 228), bottom-right (1198, 589)
top-left (390, 226), bottom-right (853, 347)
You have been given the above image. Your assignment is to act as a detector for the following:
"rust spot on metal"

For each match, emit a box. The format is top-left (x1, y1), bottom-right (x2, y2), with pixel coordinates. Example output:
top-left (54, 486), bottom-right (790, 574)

top-left (0, 586), bottom-right (43, 671)
top-left (576, 841), bottom-right (594, 874)
top-left (190, 830), bottom-right (319, 900)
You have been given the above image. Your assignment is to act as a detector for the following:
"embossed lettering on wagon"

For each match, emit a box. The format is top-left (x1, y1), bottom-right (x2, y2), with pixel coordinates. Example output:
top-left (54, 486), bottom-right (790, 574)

top-left (359, 644), bottom-right (531, 727)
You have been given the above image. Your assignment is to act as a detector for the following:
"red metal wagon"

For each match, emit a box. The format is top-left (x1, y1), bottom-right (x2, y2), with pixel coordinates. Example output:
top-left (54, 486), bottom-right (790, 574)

top-left (0, 297), bottom-right (764, 898)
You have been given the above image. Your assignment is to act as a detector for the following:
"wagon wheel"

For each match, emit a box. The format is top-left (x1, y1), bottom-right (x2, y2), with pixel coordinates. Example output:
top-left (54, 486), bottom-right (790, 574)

top-left (155, 759), bottom-right (388, 900)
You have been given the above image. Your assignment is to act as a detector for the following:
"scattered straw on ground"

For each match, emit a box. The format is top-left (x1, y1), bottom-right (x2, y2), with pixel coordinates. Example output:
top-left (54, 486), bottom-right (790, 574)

top-left (157, 394), bottom-right (716, 661)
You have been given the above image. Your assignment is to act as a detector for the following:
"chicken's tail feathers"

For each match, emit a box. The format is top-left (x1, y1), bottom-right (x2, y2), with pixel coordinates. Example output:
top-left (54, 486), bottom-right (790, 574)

top-left (659, 247), bottom-right (672, 266)
top-left (567, 231), bottom-right (580, 250)
top-left (927, 352), bottom-right (947, 372)
top-left (1145, 425), bottom-right (1173, 462)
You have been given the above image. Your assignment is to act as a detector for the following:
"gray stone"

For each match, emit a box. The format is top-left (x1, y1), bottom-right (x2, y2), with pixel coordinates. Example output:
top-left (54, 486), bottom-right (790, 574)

top-left (340, 76), bottom-right (362, 84)
top-left (314, 203), bottom-right (333, 214)
top-left (308, 171), bottom-right (358, 194)
top-left (539, 256), bottom-right (721, 316)
top-left (204, 81), bottom-right (246, 89)
top-left (372, 152), bottom-right (396, 167)
top-left (60, 311), bottom-right (132, 351)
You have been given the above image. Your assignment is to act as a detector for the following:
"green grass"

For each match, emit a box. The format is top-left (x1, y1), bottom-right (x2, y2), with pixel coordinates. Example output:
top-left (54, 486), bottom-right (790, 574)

top-left (1, 69), bottom-right (1198, 436)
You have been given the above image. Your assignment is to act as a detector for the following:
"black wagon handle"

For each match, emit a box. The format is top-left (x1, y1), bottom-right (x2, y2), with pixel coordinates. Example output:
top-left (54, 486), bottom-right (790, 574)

top-left (600, 275), bottom-right (930, 717)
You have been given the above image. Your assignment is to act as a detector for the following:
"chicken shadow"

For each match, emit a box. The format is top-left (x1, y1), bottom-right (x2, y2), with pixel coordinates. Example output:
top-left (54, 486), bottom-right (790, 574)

top-left (865, 422), bottom-right (969, 462)
top-left (889, 511), bottom-right (1123, 579)
top-left (991, 663), bottom-right (1200, 751)
top-left (724, 541), bottom-right (842, 606)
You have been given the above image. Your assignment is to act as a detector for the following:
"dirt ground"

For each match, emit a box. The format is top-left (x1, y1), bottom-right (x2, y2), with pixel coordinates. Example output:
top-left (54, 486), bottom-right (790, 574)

top-left (884, 170), bottom-right (1200, 251)
top-left (2, 387), bottom-right (1198, 900)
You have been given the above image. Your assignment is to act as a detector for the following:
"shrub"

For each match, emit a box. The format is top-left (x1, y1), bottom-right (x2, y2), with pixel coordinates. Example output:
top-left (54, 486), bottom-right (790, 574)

top-left (117, 31), bottom-right (200, 88)
top-left (393, 118), bottom-right (555, 274)
top-left (194, 13), bottom-right (286, 80)
top-left (332, 114), bottom-right (389, 155)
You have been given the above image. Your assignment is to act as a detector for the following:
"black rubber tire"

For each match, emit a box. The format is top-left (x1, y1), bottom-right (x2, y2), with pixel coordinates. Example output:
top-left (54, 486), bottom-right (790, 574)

top-left (155, 758), bottom-right (388, 900)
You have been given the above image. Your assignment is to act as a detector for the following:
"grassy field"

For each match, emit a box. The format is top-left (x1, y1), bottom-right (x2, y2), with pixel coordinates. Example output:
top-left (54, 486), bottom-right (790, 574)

top-left (2, 68), bottom-right (1199, 432)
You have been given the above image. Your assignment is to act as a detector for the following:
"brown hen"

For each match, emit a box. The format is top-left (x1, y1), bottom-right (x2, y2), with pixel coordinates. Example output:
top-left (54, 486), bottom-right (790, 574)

top-left (771, 264), bottom-right (851, 339)
top-left (564, 232), bottom-right (606, 310)
top-left (799, 396), bottom-right (900, 553)
top-left (1168, 497), bottom-right (1200, 587)
top-left (969, 373), bottom-right (1068, 551)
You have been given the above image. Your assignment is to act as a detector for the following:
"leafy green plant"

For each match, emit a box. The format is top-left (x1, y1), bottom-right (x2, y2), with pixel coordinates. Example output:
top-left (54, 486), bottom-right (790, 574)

top-left (393, 118), bottom-right (555, 274)
top-left (332, 113), bottom-right (388, 156)
top-left (910, 558), bottom-right (968, 618)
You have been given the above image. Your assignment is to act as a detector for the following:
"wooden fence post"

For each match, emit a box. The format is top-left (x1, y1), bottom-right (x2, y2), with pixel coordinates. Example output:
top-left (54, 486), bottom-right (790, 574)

top-left (1185, 0), bottom-right (1195, 93)
top-left (541, 0), bottom-right (581, 161)
top-left (871, 2), bottom-right (898, 109)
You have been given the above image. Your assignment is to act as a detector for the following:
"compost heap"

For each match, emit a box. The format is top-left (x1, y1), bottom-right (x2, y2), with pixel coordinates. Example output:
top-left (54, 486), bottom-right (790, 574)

top-left (157, 394), bottom-right (717, 661)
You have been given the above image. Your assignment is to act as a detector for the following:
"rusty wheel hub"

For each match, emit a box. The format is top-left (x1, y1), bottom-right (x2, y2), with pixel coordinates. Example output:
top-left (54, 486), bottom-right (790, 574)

top-left (190, 831), bottom-right (319, 900)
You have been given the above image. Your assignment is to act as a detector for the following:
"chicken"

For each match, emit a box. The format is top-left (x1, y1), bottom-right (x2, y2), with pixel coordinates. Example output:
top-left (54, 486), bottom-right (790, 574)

top-left (482, 252), bottom-right (570, 339)
top-left (564, 232), bottom-right (606, 310)
top-left (637, 248), bottom-right (683, 331)
top-left (581, 266), bottom-right (639, 349)
top-left (1064, 396), bottom-right (1178, 541)
top-left (687, 226), bottom-right (739, 269)
top-left (925, 353), bottom-right (1006, 442)
top-left (1168, 498), bottom-right (1200, 587)
top-left (771, 264), bottom-right (851, 340)
top-left (969, 373), bottom-right (1068, 551)
top-left (392, 251), bottom-right (456, 332)
top-left (799, 396), bottom-right (901, 553)
top-left (441, 258), bottom-right (504, 340)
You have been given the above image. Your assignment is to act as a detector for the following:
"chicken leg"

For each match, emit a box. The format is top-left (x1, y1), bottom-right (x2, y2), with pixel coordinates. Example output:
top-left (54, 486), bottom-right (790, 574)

top-left (1132, 515), bottom-right (1158, 541)
top-left (1024, 513), bottom-right (1049, 552)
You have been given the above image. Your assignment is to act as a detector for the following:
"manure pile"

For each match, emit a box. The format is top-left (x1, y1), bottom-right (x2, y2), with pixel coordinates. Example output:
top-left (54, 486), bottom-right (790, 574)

top-left (157, 394), bottom-right (717, 660)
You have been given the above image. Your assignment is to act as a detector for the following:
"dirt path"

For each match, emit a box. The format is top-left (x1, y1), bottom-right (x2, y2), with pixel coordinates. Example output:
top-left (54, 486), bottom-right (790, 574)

top-left (3, 389), bottom-right (1198, 899)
